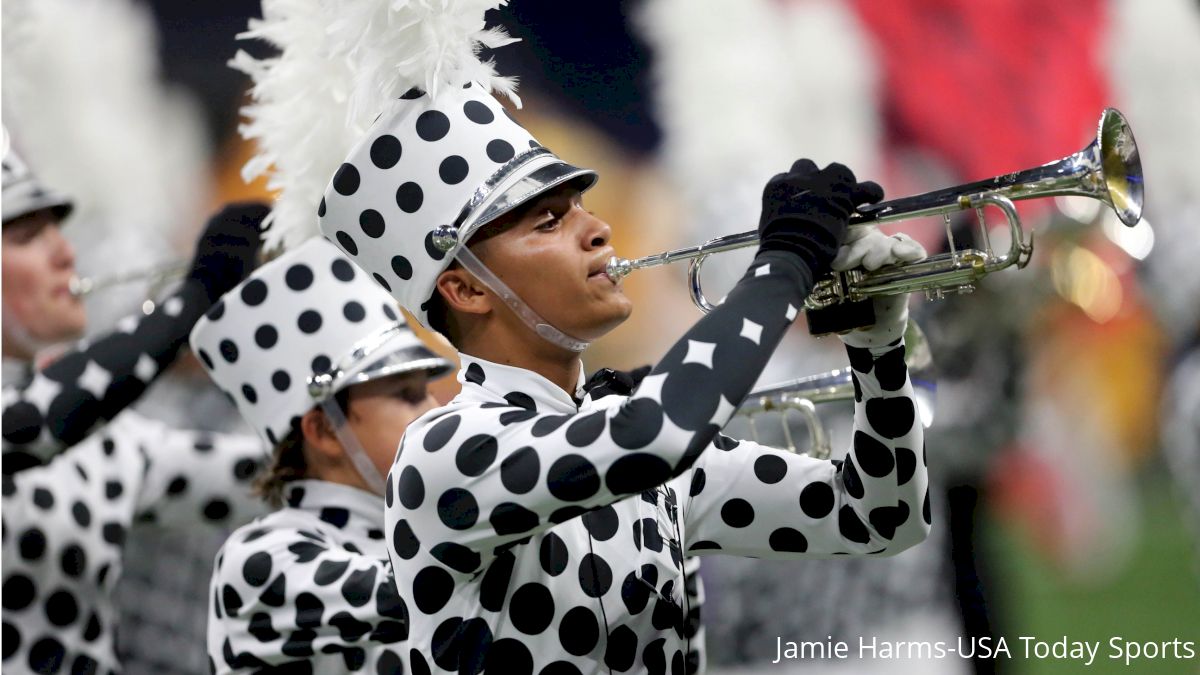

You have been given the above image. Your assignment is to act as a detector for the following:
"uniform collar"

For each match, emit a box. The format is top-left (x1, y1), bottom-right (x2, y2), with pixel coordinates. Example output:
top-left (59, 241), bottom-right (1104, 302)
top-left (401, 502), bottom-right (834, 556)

top-left (455, 353), bottom-right (588, 412)
top-left (283, 479), bottom-right (385, 530)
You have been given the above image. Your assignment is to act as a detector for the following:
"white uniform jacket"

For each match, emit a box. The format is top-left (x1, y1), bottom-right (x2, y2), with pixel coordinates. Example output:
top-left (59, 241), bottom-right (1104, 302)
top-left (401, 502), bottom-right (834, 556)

top-left (208, 480), bottom-right (410, 674)
top-left (2, 411), bottom-right (262, 674)
top-left (383, 252), bottom-right (930, 674)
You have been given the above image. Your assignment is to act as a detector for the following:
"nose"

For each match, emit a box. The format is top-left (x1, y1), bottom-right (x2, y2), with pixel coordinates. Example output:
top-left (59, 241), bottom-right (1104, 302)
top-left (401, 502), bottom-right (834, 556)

top-left (580, 210), bottom-right (612, 250)
top-left (45, 225), bottom-right (76, 271)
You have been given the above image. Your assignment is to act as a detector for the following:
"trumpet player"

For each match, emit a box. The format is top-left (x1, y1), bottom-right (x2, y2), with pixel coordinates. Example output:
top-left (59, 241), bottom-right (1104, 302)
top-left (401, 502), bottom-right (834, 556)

top-left (1, 141), bottom-right (270, 674)
top-left (319, 81), bottom-right (932, 672)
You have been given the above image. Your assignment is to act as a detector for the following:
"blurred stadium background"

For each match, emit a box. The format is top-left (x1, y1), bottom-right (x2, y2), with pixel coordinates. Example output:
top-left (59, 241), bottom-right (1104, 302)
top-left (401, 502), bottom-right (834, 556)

top-left (3, 0), bottom-right (1198, 673)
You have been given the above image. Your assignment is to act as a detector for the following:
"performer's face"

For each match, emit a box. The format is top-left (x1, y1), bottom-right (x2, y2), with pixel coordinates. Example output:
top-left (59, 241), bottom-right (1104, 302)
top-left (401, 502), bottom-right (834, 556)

top-left (341, 370), bottom-right (438, 476)
top-left (471, 184), bottom-right (633, 341)
top-left (1, 210), bottom-right (87, 354)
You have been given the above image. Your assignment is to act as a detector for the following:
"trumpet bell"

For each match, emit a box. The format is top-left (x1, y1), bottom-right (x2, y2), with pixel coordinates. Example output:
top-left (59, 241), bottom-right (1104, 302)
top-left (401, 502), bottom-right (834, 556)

top-left (1096, 107), bottom-right (1143, 227)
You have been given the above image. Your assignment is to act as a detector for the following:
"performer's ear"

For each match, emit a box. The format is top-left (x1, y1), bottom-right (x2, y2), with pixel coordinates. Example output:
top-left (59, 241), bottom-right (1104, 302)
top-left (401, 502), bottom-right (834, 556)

top-left (435, 267), bottom-right (491, 317)
top-left (299, 407), bottom-right (341, 461)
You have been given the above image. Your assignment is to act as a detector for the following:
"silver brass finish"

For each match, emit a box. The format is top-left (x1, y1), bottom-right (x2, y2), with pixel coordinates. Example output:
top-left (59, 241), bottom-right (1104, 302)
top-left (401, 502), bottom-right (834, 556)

top-left (605, 108), bottom-right (1143, 314)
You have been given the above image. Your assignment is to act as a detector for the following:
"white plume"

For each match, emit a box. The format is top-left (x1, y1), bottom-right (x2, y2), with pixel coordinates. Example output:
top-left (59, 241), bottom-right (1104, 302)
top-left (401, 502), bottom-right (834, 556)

top-left (234, 0), bottom-right (519, 251)
top-left (2, 0), bottom-right (211, 325)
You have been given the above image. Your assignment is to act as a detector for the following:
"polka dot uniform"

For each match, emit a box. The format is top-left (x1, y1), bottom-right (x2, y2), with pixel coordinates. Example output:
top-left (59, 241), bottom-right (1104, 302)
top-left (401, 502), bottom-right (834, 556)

top-left (384, 252), bottom-right (929, 673)
top-left (189, 239), bottom-right (447, 450)
top-left (3, 281), bottom-right (212, 472)
top-left (191, 239), bottom-right (450, 673)
top-left (1, 411), bottom-right (263, 674)
top-left (206, 481), bottom-right (410, 673)
top-left (318, 84), bottom-right (596, 328)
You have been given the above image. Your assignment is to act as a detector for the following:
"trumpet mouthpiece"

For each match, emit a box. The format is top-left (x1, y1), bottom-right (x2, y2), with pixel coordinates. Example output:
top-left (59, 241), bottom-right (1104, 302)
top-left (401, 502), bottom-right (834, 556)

top-left (606, 256), bottom-right (632, 282)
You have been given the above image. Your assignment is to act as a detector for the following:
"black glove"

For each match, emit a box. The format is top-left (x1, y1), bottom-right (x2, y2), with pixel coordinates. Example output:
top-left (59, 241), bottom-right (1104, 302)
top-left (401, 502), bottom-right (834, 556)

top-left (582, 365), bottom-right (652, 400)
top-left (186, 202), bottom-right (269, 303)
top-left (756, 159), bottom-right (884, 280)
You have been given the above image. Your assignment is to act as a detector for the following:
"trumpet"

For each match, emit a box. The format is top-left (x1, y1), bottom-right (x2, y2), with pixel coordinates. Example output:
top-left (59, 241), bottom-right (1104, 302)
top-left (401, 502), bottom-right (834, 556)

top-left (606, 108), bottom-right (1143, 313)
top-left (735, 320), bottom-right (936, 459)
top-left (69, 260), bottom-right (189, 298)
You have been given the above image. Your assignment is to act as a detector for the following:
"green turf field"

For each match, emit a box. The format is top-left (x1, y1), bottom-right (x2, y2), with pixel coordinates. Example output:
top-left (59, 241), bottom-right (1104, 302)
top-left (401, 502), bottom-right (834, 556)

top-left (983, 472), bottom-right (1200, 673)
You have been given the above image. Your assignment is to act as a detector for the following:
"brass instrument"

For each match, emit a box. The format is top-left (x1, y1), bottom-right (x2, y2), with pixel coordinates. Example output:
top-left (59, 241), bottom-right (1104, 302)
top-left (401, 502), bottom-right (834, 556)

top-left (606, 108), bottom-right (1143, 313)
top-left (68, 260), bottom-right (189, 298)
top-left (736, 321), bottom-right (936, 459)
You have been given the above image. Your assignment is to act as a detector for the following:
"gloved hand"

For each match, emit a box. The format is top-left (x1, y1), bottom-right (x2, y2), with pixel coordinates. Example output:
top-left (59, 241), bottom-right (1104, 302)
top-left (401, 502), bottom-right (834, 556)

top-left (582, 365), bottom-right (652, 400)
top-left (832, 225), bottom-right (928, 348)
top-left (186, 202), bottom-right (269, 303)
top-left (756, 159), bottom-right (884, 281)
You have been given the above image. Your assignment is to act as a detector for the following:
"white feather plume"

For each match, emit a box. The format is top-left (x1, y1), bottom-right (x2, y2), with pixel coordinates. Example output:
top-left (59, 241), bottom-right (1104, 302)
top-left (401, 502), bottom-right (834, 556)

top-left (234, 0), bottom-right (519, 251)
top-left (2, 0), bottom-right (211, 327)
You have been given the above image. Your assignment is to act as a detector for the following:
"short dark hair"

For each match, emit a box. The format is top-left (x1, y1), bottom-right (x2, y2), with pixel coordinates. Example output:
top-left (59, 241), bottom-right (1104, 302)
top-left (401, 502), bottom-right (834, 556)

top-left (252, 388), bottom-right (352, 507)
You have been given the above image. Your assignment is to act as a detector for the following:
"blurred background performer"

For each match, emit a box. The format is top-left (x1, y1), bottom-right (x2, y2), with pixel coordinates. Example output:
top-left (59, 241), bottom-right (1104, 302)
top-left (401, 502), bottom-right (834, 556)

top-left (2, 1), bottom-right (270, 671)
top-left (0, 137), bottom-right (269, 673)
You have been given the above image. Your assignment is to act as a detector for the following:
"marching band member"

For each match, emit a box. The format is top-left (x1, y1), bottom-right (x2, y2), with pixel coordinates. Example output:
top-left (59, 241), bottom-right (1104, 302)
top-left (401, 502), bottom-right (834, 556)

top-left (1, 142), bottom-right (269, 674)
top-left (192, 239), bottom-right (453, 672)
top-left (320, 78), bottom-right (932, 673)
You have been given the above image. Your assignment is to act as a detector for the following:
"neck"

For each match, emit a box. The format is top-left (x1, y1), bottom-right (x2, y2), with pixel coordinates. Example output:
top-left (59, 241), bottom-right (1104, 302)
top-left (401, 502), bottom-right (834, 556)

top-left (459, 321), bottom-right (583, 396)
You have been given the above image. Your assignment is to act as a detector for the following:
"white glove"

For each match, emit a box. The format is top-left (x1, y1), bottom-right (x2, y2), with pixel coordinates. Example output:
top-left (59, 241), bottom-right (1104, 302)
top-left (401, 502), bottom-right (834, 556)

top-left (831, 226), bottom-right (928, 348)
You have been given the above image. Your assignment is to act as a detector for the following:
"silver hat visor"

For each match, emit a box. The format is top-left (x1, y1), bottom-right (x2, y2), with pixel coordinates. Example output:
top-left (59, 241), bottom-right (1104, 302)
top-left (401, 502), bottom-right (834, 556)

top-left (310, 322), bottom-right (453, 402)
top-left (2, 183), bottom-right (74, 224)
top-left (458, 148), bottom-right (598, 241)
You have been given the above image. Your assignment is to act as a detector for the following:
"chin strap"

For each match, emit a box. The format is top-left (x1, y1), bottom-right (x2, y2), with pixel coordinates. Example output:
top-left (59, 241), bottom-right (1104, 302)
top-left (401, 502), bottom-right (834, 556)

top-left (316, 396), bottom-right (388, 496)
top-left (1, 304), bottom-right (54, 360)
top-left (454, 245), bottom-right (590, 353)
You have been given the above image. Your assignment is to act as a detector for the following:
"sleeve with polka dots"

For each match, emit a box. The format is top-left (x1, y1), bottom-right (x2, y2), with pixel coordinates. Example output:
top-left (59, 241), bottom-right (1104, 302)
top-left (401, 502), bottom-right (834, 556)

top-left (391, 251), bottom-right (817, 563)
top-left (121, 412), bottom-right (265, 528)
top-left (678, 338), bottom-right (929, 559)
top-left (2, 280), bottom-right (213, 469)
top-left (208, 529), bottom-right (407, 671)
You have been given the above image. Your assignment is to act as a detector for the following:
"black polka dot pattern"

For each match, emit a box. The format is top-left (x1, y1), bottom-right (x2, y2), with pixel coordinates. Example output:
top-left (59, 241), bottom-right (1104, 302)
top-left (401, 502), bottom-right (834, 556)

top-left (2, 406), bottom-right (266, 673)
top-left (206, 480), bottom-right (413, 671)
top-left (311, 88), bottom-right (928, 667)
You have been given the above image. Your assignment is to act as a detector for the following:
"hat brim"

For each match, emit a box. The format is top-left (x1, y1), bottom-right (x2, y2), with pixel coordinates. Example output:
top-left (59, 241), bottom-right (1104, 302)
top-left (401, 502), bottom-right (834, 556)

top-left (2, 195), bottom-right (74, 226)
top-left (460, 151), bottom-right (598, 242)
top-left (340, 345), bottom-right (454, 392)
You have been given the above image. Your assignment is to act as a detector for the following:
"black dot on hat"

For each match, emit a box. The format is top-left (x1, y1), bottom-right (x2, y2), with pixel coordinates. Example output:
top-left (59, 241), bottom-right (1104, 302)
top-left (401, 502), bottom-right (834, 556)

top-left (359, 209), bottom-right (386, 238)
top-left (395, 181), bottom-right (424, 214)
top-left (416, 110), bottom-right (451, 142)
top-left (197, 349), bottom-right (214, 369)
top-left (255, 325), bottom-right (278, 349)
top-left (370, 135), bottom-right (403, 169)
top-left (463, 100), bottom-right (495, 124)
top-left (331, 258), bottom-right (356, 281)
top-left (242, 384), bottom-right (258, 404)
top-left (286, 264), bottom-right (314, 290)
top-left (400, 87), bottom-right (425, 100)
top-left (333, 163), bottom-right (360, 196)
top-left (343, 301), bottom-right (365, 322)
top-left (297, 310), bottom-right (323, 334)
top-left (486, 139), bottom-right (515, 163)
top-left (529, 139), bottom-right (540, 149)
top-left (317, 198), bottom-right (326, 217)
top-left (240, 279), bottom-right (268, 306)
top-left (312, 355), bottom-right (332, 374)
top-left (391, 255), bottom-right (413, 280)
top-left (206, 300), bottom-right (225, 321)
top-left (335, 231), bottom-right (358, 256)
top-left (439, 156), bottom-right (469, 185)
top-left (373, 274), bottom-right (391, 291)
top-left (382, 304), bottom-right (398, 321)
top-left (219, 340), bottom-right (239, 363)
top-left (271, 370), bottom-right (291, 392)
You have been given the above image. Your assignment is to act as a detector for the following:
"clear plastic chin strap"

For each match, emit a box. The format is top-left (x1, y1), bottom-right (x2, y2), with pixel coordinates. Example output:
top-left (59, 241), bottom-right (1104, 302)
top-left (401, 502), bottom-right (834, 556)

top-left (454, 245), bottom-right (590, 353)
top-left (316, 397), bottom-right (388, 496)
